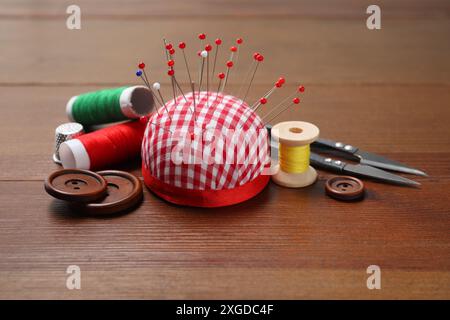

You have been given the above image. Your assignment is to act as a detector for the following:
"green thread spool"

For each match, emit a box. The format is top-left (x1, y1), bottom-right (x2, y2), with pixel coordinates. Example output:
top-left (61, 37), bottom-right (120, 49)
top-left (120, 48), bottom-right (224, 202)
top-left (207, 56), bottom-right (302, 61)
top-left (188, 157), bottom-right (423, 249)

top-left (66, 86), bottom-right (155, 126)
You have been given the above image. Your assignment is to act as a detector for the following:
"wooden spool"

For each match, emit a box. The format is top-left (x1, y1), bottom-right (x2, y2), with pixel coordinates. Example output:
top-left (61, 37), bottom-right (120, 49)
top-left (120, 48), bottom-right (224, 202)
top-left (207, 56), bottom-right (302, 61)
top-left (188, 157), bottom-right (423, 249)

top-left (271, 121), bottom-right (320, 188)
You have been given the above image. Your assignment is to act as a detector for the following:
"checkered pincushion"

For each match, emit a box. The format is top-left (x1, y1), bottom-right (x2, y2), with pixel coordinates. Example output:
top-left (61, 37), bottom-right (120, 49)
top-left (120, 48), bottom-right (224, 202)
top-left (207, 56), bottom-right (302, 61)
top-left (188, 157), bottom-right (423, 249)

top-left (142, 91), bottom-right (270, 194)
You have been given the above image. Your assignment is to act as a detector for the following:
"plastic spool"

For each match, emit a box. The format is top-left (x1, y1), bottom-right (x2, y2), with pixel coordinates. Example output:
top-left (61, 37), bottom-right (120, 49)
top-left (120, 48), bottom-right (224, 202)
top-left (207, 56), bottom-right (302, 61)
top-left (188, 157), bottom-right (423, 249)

top-left (271, 121), bottom-right (320, 188)
top-left (59, 120), bottom-right (147, 171)
top-left (66, 86), bottom-right (154, 126)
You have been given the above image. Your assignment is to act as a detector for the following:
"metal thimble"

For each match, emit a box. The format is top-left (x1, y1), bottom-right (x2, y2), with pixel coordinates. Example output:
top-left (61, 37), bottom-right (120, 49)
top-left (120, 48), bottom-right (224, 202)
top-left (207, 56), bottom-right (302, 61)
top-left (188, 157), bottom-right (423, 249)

top-left (53, 122), bottom-right (84, 164)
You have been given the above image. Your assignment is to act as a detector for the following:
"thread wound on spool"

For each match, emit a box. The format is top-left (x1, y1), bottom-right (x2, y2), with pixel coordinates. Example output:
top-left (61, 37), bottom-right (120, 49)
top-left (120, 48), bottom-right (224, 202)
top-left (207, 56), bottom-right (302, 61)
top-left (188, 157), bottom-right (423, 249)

top-left (66, 86), bottom-right (154, 126)
top-left (59, 120), bottom-right (147, 170)
top-left (271, 121), bottom-right (319, 188)
top-left (279, 144), bottom-right (310, 174)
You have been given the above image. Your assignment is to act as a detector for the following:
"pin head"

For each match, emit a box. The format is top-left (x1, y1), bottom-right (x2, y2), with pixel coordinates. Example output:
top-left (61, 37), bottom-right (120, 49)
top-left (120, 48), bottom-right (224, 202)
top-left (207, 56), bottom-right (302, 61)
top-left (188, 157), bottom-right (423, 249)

top-left (152, 82), bottom-right (161, 90)
top-left (168, 69), bottom-right (175, 76)
top-left (139, 116), bottom-right (149, 124)
top-left (218, 72), bottom-right (225, 79)
top-left (256, 54), bottom-right (264, 62)
top-left (205, 44), bottom-right (212, 51)
top-left (253, 52), bottom-right (260, 59)
top-left (165, 44), bottom-right (173, 50)
top-left (293, 97), bottom-right (300, 104)
top-left (230, 46), bottom-right (237, 52)
top-left (167, 60), bottom-right (175, 67)
top-left (275, 77), bottom-right (285, 87)
top-left (298, 85), bottom-right (305, 93)
top-left (226, 61), bottom-right (233, 68)
top-left (260, 97), bottom-right (267, 104)
top-left (198, 33), bottom-right (206, 40)
top-left (138, 62), bottom-right (145, 69)
top-left (236, 38), bottom-right (243, 44)
top-left (136, 70), bottom-right (143, 77)
top-left (169, 48), bottom-right (175, 55)
top-left (215, 38), bottom-right (222, 45)
top-left (200, 50), bottom-right (208, 58)
top-left (178, 42), bottom-right (186, 49)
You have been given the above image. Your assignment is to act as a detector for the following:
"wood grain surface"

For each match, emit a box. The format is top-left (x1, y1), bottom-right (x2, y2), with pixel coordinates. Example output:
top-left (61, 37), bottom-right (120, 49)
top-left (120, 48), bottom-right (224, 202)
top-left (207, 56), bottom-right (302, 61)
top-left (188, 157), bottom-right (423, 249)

top-left (0, 0), bottom-right (449, 299)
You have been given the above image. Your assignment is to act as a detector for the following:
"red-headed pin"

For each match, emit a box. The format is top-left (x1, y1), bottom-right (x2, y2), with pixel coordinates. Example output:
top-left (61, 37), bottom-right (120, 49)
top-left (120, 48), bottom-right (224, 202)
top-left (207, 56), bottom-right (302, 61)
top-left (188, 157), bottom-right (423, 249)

top-left (215, 72), bottom-right (225, 100)
top-left (137, 62), bottom-right (150, 88)
top-left (240, 52), bottom-right (265, 103)
top-left (262, 96), bottom-right (302, 124)
top-left (178, 41), bottom-right (193, 88)
top-left (204, 45), bottom-right (213, 105)
top-left (212, 38), bottom-right (222, 77)
top-left (234, 37), bottom-right (243, 65)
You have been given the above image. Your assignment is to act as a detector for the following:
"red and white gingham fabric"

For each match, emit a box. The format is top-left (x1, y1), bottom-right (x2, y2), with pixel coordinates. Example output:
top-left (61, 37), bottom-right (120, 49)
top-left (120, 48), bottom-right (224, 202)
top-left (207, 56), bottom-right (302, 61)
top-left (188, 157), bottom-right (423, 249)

top-left (142, 91), bottom-right (269, 191)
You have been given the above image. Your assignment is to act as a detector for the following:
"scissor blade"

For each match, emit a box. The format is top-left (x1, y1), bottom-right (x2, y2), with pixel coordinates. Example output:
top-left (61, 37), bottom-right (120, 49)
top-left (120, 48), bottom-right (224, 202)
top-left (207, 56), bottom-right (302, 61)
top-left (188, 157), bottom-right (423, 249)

top-left (344, 163), bottom-right (420, 186)
top-left (356, 150), bottom-right (428, 177)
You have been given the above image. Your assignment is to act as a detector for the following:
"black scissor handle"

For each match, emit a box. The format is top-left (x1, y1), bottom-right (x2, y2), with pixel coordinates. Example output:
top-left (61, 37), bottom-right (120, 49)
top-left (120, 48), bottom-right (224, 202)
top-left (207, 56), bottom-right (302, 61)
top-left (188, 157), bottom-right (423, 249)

top-left (310, 153), bottom-right (346, 172)
top-left (312, 138), bottom-right (359, 155)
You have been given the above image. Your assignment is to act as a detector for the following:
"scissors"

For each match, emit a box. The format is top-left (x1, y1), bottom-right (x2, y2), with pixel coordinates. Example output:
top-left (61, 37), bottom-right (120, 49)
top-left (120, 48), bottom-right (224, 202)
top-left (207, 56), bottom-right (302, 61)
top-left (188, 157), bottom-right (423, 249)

top-left (267, 126), bottom-right (427, 186)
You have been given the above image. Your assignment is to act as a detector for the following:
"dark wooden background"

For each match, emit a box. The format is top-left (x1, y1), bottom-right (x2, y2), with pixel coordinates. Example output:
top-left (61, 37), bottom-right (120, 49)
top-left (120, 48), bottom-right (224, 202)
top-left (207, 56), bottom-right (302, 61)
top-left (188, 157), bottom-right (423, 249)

top-left (0, 0), bottom-right (449, 299)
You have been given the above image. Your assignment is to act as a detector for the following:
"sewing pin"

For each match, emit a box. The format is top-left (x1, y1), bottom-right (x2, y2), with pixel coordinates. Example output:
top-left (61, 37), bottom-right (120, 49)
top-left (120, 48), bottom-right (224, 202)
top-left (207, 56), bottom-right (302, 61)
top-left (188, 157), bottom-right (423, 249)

top-left (234, 37), bottom-right (243, 66)
top-left (262, 97), bottom-right (300, 124)
top-left (135, 69), bottom-right (149, 88)
top-left (205, 44), bottom-right (212, 107)
top-left (198, 50), bottom-right (208, 93)
top-left (136, 68), bottom-right (161, 115)
top-left (238, 77), bottom-right (287, 128)
top-left (215, 72), bottom-right (225, 102)
top-left (167, 59), bottom-right (188, 102)
top-left (250, 77), bottom-right (285, 111)
top-left (221, 47), bottom-right (236, 93)
top-left (264, 84), bottom-right (304, 116)
top-left (138, 62), bottom-right (151, 87)
top-left (198, 33), bottom-right (206, 51)
top-left (178, 42), bottom-right (193, 85)
top-left (162, 40), bottom-right (178, 105)
top-left (212, 38), bottom-right (222, 80)
top-left (153, 82), bottom-right (172, 121)
top-left (241, 52), bottom-right (264, 103)
top-left (191, 81), bottom-right (197, 123)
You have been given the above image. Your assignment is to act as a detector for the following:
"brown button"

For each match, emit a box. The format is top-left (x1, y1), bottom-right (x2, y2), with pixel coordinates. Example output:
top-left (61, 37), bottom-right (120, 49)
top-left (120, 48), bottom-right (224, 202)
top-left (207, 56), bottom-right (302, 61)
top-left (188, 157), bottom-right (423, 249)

top-left (81, 170), bottom-right (143, 215)
top-left (45, 169), bottom-right (107, 202)
top-left (325, 176), bottom-right (365, 201)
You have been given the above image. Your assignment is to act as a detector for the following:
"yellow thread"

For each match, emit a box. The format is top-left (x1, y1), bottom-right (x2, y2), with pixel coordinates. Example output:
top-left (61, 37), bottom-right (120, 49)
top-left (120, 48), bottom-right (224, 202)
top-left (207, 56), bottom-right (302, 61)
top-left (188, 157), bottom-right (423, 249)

top-left (279, 144), bottom-right (310, 173)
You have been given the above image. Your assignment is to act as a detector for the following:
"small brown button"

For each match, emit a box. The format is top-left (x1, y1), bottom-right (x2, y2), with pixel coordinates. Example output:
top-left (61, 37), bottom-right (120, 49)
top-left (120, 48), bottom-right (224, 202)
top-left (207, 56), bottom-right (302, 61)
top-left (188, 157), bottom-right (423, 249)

top-left (81, 170), bottom-right (143, 215)
top-left (45, 169), bottom-right (108, 202)
top-left (325, 176), bottom-right (365, 201)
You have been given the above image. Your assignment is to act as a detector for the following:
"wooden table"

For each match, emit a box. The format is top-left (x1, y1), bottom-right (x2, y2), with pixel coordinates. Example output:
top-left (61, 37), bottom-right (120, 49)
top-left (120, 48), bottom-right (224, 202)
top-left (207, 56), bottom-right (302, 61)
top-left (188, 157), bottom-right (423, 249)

top-left (0, 0), bottom-right (449, 299)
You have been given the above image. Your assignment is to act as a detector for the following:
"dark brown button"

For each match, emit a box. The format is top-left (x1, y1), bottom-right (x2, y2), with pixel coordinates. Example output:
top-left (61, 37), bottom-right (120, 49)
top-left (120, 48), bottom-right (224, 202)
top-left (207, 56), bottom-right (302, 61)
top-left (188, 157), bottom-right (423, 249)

top-left (81, 170), bottom-right (143, 215)
top-left (325, 176), bottom-right (365, 201)
top-left (45, 169), bottom-right (108, 202)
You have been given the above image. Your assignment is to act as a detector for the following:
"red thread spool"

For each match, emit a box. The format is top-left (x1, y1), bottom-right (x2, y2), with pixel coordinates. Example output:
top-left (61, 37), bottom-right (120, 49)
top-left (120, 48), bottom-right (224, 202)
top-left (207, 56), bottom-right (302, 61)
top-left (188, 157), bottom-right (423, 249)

top-left (59, 120), bottom-right (147, 170)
